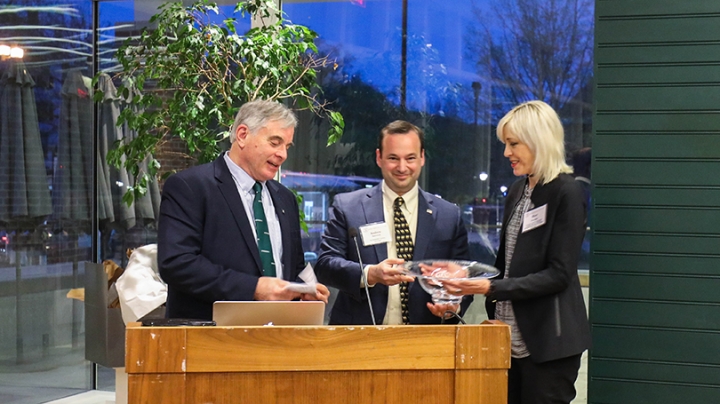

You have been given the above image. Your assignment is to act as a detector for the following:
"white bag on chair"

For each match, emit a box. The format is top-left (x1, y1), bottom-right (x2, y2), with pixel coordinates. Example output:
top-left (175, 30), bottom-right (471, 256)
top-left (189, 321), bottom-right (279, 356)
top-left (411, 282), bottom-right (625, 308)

top-left (116, 244), bottom-right (167, 324)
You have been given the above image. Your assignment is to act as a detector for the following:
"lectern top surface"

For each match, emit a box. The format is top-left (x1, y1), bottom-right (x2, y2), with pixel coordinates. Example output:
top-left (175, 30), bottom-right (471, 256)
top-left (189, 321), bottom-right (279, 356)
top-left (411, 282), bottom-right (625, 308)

top-left (212, 301), bottom-right (325, 326)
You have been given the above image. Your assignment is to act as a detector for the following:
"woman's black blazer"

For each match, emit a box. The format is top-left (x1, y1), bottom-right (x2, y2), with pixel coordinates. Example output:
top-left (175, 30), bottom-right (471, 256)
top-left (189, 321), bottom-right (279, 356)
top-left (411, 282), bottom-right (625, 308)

top-left (486, 173), bottom-right (591, 363)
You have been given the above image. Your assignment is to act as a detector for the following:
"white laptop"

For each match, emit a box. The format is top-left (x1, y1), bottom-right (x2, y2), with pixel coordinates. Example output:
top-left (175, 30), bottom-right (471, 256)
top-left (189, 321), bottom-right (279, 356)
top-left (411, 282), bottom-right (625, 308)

top-left (212, 301), bottom-right (325, 326)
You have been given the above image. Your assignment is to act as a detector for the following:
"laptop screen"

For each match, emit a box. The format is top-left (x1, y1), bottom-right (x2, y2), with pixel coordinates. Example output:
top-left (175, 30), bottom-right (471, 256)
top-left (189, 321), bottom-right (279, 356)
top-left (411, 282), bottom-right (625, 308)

top-left (212, 301), bottom-right (325, 326)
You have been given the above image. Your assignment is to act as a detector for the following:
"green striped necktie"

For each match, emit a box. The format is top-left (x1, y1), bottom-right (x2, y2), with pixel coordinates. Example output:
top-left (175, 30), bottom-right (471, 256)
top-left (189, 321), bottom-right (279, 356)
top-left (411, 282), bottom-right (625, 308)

top-left (253, 181), bottom-right (276, 277)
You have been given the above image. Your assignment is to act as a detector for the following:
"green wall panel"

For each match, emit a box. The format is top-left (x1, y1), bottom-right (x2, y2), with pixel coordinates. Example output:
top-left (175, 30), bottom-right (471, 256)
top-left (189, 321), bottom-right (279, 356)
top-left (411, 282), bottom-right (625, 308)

top-left (590, 380), bottom-right (720, 404)
top-left (597, 44), bottom-right (720, 65)
top-left (596, 17), bottom-right (720, 44)
top-left (595, 87), bottom-right (720, 111)
top-left (591, 2), bottom-right (720, 402)
top-left (594, 113), bottom-right (720, 132)
top-left (597, 65), bottom-right (720, 85)
top-left (594, 207), bottom-right (720, 233)
top-left (592, 234), bottom-right (719, 255)
top-left (593, 161), bottom-right (720, 186)
top-left (591, 273), bottom-right (720, 303)
top-left (592, 254), bottom-right (720, 276)
top-left (595, 186), bottom-right (720, 207)
top-left (597, 0), bottom-right (720, 17)
top-left (592, 360), bottom-right (720, 386)
top-left (593, 135), bottom-right (720, 159)
top-left (592, 300), bottom-right (720, 330)
top-left (592, 326), bottom-right (720, 364)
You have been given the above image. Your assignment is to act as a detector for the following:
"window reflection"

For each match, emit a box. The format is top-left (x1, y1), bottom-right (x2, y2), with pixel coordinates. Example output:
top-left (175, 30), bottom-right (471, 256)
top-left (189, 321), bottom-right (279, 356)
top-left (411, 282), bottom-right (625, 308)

top-left (283, 0), bottom-right (593, 270)
top-left (0, 0), bottom-right (95, 401)
top-left (0, 0), bottom-right (593, 400)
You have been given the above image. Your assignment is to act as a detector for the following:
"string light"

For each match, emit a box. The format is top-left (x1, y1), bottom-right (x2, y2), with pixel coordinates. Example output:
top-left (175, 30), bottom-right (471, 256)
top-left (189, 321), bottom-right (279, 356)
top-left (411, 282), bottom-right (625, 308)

top-left (9, 47), bottom-right (23, 58)
top-left (0, 45), bottom-right (24, 59)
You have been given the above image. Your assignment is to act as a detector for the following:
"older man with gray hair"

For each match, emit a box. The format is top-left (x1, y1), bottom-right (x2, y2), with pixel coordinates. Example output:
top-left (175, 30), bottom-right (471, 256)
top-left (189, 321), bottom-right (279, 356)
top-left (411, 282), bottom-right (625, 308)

top-left (158, 100), bottom-right (329, 320)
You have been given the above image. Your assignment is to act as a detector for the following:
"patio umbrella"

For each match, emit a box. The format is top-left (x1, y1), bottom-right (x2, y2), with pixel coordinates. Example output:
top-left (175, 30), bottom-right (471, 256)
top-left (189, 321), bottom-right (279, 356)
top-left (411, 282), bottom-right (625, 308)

top-left (121, 85), bottom-right (160, 225)
top-left (97, 73), bottom-right (135, 229)
top-left (0, 59), bottom-right (53, 364)
top-left (52, 70), bottom-right (94, 226)
top-left (0, 59), bottom-right (52, 229)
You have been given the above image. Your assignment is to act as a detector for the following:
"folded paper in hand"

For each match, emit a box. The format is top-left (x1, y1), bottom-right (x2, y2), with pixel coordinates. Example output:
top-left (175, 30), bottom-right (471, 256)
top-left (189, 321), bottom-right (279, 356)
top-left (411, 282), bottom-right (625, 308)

top-left (284, 263), bottom-right (319, 294)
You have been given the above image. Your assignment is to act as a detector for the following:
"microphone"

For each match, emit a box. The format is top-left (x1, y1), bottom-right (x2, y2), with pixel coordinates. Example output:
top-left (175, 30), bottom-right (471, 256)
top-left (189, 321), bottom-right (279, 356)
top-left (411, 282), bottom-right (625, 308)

top-left (349, 227), bottom-right (376, 325)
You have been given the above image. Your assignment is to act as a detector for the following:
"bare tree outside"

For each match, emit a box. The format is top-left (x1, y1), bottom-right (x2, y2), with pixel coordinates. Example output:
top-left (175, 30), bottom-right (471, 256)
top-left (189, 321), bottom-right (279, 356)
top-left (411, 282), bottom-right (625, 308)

top-left (465, 0), bottom-right (594, 125)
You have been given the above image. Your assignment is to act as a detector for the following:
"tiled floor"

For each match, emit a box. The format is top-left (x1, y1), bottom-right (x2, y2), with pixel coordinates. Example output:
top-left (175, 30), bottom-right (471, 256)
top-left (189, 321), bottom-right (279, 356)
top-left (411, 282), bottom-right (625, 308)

top-left (45, 391), bottom-right (114, 404)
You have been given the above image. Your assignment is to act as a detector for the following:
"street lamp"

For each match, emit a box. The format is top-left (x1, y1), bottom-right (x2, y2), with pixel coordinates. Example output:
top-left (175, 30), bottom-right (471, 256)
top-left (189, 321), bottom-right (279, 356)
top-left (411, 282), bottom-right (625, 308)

top-left (400, 0), bottom-right (408, 111)
top-left (472, 81), bottom-right (482, 198)
top-left (472, 81), bottom-right (482, 127)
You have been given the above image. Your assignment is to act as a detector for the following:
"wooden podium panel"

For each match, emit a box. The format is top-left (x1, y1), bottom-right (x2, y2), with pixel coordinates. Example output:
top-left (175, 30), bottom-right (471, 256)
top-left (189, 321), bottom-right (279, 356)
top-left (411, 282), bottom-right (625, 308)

top-left (126, 320), bottom-right (510, 404)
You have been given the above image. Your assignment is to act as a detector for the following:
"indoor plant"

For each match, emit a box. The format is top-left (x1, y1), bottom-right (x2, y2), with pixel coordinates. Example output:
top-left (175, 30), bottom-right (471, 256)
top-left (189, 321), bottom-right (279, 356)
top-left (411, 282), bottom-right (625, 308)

top-left (95, 0), bottom-right (344, 207)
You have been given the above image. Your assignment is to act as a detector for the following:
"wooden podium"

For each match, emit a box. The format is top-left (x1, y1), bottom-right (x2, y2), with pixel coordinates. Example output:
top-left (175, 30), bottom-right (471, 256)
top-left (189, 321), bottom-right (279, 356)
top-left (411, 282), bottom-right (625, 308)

top-left (125, 320), bottom-right (510, 404)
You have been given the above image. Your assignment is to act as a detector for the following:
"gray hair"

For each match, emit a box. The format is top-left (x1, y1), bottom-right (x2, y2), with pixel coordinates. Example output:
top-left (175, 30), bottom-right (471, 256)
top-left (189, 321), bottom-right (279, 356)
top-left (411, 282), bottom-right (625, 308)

top-left (229, 100), bottom-right (298, 142)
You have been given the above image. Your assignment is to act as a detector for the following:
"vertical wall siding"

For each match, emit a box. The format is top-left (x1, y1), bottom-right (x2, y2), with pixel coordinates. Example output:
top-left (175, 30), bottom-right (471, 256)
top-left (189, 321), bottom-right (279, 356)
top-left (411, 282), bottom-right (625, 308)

top-left (591, 1), bottom-right (720, 403)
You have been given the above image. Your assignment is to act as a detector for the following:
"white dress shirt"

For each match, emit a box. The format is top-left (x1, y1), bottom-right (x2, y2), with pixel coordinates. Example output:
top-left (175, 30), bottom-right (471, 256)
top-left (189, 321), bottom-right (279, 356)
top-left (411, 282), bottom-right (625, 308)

top-left (223, 153), bottom-right (284, 279)
top-left (377, 180), bottom-right (419, 325)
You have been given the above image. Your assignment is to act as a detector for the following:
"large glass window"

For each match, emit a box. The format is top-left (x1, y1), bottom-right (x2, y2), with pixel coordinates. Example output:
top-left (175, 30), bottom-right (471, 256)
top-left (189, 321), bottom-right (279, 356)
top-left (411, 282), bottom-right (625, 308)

top-left (0, 1), bottom-right (95, 402)
top-left (0, 1), bottom-right (593, 401)
top-left (283, 0), bottom-right (593, 273)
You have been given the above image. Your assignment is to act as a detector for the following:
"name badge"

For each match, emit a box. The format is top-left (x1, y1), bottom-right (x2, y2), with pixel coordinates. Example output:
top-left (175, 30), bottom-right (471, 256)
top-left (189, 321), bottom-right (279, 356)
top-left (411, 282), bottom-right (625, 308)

top-left (522, 204), bottom-right (547, 233)
top-left (359, 222), bottom-right (391, 246)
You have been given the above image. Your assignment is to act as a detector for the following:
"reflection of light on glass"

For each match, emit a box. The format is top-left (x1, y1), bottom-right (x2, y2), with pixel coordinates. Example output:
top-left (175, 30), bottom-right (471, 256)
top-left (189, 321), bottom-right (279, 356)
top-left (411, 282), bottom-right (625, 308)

top-left (500, 185), bottom-right (508, 193)
top-left (479, 172), bottom-right (488, 181)
top-left (10, 47), bottom-right (23, 59)
top-left (0, 45), bottom-right (10, 56)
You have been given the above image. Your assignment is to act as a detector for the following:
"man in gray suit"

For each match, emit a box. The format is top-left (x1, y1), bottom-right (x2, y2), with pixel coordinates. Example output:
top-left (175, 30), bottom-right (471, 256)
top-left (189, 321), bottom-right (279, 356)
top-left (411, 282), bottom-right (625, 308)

top-left (315, 121), bottom-right (471, 325)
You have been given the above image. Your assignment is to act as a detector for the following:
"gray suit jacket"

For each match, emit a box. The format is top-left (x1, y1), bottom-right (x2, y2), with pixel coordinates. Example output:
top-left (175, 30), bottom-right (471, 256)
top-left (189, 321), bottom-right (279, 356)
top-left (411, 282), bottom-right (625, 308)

top-left (315, 185), bottom-right (472, 324)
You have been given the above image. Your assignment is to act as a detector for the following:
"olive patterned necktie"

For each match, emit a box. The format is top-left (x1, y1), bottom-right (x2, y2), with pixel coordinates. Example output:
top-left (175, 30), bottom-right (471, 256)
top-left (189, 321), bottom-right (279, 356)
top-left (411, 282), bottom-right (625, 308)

top-left (253, 181), bottom-right (276, 277)
top-left (393, 197), bottom-right (413, 324)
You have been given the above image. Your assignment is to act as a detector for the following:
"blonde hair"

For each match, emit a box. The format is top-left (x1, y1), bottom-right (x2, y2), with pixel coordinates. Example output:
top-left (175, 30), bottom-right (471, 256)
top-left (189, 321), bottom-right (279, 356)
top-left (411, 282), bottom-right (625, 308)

top-left (496, 100), bottom-right (571, 185)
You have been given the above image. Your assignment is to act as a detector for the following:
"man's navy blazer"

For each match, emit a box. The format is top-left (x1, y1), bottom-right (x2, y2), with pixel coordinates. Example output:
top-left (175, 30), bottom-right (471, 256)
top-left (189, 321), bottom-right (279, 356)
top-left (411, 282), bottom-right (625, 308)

top-left (315, 185), bottom-right (472, 325)
top-left (157, 156), bottom-right (305, 320)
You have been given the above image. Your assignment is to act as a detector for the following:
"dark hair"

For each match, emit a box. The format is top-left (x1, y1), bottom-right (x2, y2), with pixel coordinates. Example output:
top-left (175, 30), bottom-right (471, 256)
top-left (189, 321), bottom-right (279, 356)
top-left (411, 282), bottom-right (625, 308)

top-left (572, 147), bottom-right (592, 178)
top-left (378, 120), bottom-right (424, 154)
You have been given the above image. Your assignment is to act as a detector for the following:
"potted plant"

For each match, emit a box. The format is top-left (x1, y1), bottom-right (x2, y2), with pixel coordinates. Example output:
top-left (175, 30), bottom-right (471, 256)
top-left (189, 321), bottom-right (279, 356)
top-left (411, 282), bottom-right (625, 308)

top-left (95, 0), bottom-right (344, 208)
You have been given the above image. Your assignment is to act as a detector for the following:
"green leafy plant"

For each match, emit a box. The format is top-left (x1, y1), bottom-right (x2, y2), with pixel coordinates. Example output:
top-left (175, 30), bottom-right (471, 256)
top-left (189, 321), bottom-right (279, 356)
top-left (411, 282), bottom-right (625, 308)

top-left (95, 0), bottom-right (344, 206)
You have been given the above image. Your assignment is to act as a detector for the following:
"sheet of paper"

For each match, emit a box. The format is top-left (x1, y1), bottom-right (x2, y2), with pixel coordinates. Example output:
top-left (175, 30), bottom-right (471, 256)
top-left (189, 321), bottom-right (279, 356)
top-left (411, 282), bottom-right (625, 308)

top-left (284, 263), bottom-right (318, 294)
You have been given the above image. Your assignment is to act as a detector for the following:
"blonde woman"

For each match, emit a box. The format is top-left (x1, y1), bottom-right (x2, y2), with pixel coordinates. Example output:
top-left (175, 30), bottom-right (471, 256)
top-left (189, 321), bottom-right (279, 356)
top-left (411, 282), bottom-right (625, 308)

top-left (445, 100), bottom-right (590, 404)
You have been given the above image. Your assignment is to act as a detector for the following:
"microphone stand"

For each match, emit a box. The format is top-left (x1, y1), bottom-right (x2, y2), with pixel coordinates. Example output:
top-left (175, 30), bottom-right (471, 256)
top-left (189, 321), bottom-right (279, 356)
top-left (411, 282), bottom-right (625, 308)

top-left (350, 228), bottom-right (376, 326)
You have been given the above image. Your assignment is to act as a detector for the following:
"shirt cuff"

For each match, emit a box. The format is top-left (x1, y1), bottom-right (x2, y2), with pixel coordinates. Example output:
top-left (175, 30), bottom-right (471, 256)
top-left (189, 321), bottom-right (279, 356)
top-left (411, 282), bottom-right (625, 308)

top-left (360, 264), bottom-right (376, 288)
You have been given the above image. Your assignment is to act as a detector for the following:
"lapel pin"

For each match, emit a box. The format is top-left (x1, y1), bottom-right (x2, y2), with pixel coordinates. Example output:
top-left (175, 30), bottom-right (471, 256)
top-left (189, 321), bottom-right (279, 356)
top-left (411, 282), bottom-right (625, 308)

top-left (282, 209), bottom-right (285, 214)
top-left (426, 209), bottom-right (433, 214)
